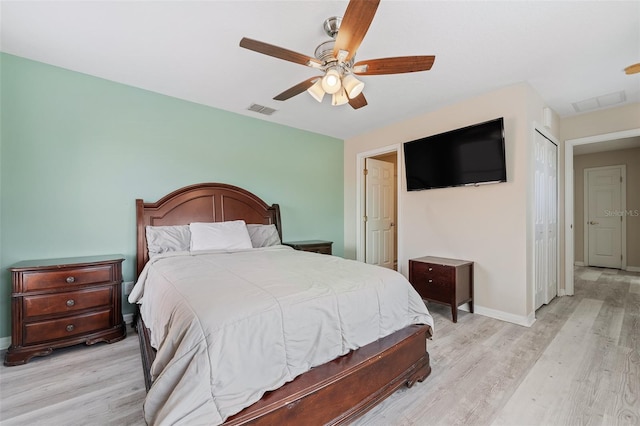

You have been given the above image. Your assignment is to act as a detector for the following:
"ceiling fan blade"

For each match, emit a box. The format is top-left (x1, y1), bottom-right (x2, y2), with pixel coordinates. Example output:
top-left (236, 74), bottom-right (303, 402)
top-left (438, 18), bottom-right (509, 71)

top-left (240, 37), bottom-right (322, 67)
top-left (348, 92), bottom-right (368, 109)
top-left (353, 56), bottom-right (436, 75)
top-left (625, 63), bottom-right (640, 75)
top-left (333, 0), bottom-right (380, 62)
top-left (273, 77), bottom-right (321, 101)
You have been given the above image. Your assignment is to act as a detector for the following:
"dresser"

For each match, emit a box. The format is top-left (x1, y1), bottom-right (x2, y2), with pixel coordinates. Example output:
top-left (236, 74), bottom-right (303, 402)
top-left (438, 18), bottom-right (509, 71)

top-left (284, 240), bottom-right (333, 255)
top-left (5, 255), bottom-right (127, 366)
top-left (408, 256), bottom-right (473, 323)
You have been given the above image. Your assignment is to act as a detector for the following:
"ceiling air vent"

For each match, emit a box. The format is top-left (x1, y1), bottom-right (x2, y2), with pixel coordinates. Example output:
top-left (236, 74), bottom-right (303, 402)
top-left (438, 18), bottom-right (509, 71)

top-left (247, 104), bottom-right (277, 116)
top-left (572, 90), bottom-right (626, 113)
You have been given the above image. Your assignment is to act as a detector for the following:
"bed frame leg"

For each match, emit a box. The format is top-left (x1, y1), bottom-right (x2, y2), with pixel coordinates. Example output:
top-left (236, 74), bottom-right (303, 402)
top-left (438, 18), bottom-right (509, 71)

top-left (406, 352), bottom-right (431, 388)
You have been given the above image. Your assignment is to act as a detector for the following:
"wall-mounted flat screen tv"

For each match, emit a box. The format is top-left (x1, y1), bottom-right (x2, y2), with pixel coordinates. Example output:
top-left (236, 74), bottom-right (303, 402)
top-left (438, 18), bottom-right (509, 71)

top-left (403, 117), bottom-right (506, 191)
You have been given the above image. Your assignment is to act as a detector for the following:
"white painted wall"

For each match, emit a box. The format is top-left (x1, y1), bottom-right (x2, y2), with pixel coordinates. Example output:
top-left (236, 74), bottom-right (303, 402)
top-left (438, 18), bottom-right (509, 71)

top-left (344, 83), bottom-right (558, 325)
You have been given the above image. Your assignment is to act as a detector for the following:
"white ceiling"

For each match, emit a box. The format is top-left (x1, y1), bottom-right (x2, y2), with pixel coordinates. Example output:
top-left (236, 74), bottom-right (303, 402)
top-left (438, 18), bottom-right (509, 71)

top-left (2, 1), bottom-right (639, 140)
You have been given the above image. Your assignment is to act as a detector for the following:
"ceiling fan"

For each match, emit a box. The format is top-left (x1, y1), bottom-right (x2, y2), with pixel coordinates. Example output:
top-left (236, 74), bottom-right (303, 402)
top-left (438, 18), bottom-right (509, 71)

top-left (239, 0), bottom-right (435, 109)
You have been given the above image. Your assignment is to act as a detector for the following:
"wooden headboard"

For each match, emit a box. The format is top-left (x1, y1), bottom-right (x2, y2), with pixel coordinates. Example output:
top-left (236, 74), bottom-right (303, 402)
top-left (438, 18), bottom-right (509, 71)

top-left (136, 183), bottom-right (281, 277)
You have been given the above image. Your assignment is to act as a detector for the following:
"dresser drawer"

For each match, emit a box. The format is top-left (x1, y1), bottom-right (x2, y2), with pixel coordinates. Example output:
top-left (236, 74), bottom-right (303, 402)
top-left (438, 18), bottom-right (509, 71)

top-left (23, 310), bottom-right (112, 345)
top-left (23, 287), bottom-right (112, 318)
top-left (22, 265), bottom-right (114, 292)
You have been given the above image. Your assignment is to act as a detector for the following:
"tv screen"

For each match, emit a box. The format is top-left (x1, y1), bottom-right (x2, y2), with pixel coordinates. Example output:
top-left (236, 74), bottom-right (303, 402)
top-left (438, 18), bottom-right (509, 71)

top-left (403, 117), bottom-right (506, 191)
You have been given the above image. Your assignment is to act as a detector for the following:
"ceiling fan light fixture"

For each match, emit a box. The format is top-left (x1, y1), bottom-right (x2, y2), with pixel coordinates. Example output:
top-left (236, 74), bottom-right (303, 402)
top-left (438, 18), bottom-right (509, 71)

top-left (322, 68), bottom-right (342, 94)
top-left (342, 74), bottom-right (365, 98)
top-left (332, 88), bottom-right (349, 106)
top-left (307, 79), bottom-right (325, 102)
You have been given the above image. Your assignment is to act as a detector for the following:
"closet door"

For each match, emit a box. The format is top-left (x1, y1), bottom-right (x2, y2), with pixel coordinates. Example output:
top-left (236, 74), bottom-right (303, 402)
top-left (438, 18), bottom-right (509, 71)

top-left (545, 138), bottom-right (558, 303)
top-left (534, 130), bottom-right (558, 310)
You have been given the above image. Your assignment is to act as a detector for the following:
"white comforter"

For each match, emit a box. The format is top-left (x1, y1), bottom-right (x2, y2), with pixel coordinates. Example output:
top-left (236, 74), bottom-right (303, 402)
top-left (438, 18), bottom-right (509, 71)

top-left (129, 246), bottom-right (433, 425)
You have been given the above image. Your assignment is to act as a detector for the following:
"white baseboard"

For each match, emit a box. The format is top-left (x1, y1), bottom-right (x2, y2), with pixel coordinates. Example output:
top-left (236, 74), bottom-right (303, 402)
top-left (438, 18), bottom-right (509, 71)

top-left (0, 314), bottom-right (136, 351)
top-left (0, 336), bottom-right (10, 351)
top-left (574, 261), bottom-right (585, 267)
top-left (457, 303), bottom-right (536, 327)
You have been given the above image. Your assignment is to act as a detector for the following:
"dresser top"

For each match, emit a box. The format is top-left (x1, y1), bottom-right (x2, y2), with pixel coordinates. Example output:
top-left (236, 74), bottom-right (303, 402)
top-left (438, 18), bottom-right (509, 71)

top-left (10, 254), bottom-right (124, 271)
top-left (410, 256), bottom-right (473, 267)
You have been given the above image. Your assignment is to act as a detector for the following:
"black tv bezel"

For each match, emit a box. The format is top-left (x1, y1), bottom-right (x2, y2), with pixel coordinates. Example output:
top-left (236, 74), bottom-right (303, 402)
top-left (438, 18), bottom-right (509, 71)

top-left (403, 117), bottom-right (507, 191)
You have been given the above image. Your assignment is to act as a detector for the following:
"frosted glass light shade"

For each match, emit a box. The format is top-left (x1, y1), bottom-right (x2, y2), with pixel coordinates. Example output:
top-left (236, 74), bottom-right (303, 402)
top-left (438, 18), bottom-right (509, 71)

top-left (307, 80), bottom-right (325, 102)
top-left (342, 74), bottom-right (364, 98)
top-left (332, 88), bottom-right (349, 106)
top-left (321, 68), bottom-right (342, 94)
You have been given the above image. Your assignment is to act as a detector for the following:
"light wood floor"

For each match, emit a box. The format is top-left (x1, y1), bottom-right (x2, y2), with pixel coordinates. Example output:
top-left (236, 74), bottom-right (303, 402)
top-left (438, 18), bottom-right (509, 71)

top-left (1, 267), bottom-right (638, 425)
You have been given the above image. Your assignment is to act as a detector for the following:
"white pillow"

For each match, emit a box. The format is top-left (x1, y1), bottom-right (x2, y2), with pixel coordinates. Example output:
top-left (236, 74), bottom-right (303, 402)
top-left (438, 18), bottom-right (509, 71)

top-left (189, 220), bottom-right (253, 251)
top-left (246, 224), bottom-right (281, 248)
top-left (146, 225), bottom-right (191, 258)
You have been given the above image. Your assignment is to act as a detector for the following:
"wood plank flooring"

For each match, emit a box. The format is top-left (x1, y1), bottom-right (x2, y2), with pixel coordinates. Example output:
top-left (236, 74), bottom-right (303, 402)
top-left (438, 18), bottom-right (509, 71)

top-left (1, 267), bottom-right (638, 425)
top-left (0, 328), bottom-right (146, 426)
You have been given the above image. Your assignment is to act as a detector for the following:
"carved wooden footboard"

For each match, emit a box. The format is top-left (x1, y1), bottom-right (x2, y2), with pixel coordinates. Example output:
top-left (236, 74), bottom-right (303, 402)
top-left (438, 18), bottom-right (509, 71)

top-left (135, 314), bottom-right (431, 425)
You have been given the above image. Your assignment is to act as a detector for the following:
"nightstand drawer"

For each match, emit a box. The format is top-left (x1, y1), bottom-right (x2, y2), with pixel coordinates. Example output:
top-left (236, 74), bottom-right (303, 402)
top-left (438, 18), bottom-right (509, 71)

top-left (411, 276), bottom-right (451, 303)
top-left (306, 245), bottom-right (332, 255)
top-left (22, 265), bottom-right (114, 292)
top-left (23, 309), bottom-right (112, 345)
top-left (24, 287), bottom-right (112, 318)
top-left (412, 262), bottom-right (452, 282)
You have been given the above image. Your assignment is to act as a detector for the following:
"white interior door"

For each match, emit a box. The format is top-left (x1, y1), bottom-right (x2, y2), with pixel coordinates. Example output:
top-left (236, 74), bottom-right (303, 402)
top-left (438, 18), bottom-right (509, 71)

top-left (585, 166), bottom-right (623, 269)
top-left (534, 130), bottom-right (558, 310)
top-left (365, 158), bottom-right (395, 269)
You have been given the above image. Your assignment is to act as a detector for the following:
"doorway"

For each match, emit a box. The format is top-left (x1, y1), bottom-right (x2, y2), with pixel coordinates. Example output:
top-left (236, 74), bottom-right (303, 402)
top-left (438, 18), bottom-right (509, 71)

top-left (564, 128), bottom-right (640, 295)
top-left (356, 146), bottom-right (400, 270)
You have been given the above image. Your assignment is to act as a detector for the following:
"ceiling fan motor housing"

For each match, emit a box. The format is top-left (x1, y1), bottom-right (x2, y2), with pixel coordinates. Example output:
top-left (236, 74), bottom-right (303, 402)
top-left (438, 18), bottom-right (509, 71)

top-left (314, 40), bottom-right (355, 74)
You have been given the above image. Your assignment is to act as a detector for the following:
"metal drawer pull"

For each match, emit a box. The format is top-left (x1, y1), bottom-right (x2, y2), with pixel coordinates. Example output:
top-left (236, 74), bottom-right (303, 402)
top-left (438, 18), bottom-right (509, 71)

top-left (66, 299), bottom-right (75, 307)
top-left (428, 279), bottom-right (433, 283)
top-left (428, 267), bottom-right (433, 271)
top-left (66, 276), bottom-right (75, 283)
top-left (65, 324), bottom-right (75, 332)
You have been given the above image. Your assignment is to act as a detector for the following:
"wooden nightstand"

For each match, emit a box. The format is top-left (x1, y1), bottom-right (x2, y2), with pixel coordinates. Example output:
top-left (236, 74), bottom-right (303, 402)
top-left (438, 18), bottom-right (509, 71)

top-left (5, 254), bottom-right (127, 366)
top-left (284, 240), bottom-right (333, 255)
top-left (408, 256), bottom-right (473, 323)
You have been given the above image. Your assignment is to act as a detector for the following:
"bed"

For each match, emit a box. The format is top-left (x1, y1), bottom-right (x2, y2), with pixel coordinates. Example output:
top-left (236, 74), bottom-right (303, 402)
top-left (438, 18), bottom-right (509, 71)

top-left (131, 182), bottom-right (433, 425)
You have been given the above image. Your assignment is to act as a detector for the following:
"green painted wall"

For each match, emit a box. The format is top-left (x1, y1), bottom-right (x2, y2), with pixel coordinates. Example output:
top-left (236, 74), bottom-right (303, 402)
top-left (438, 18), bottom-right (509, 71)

top-left (0, 53), bottom-right (344, 339)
